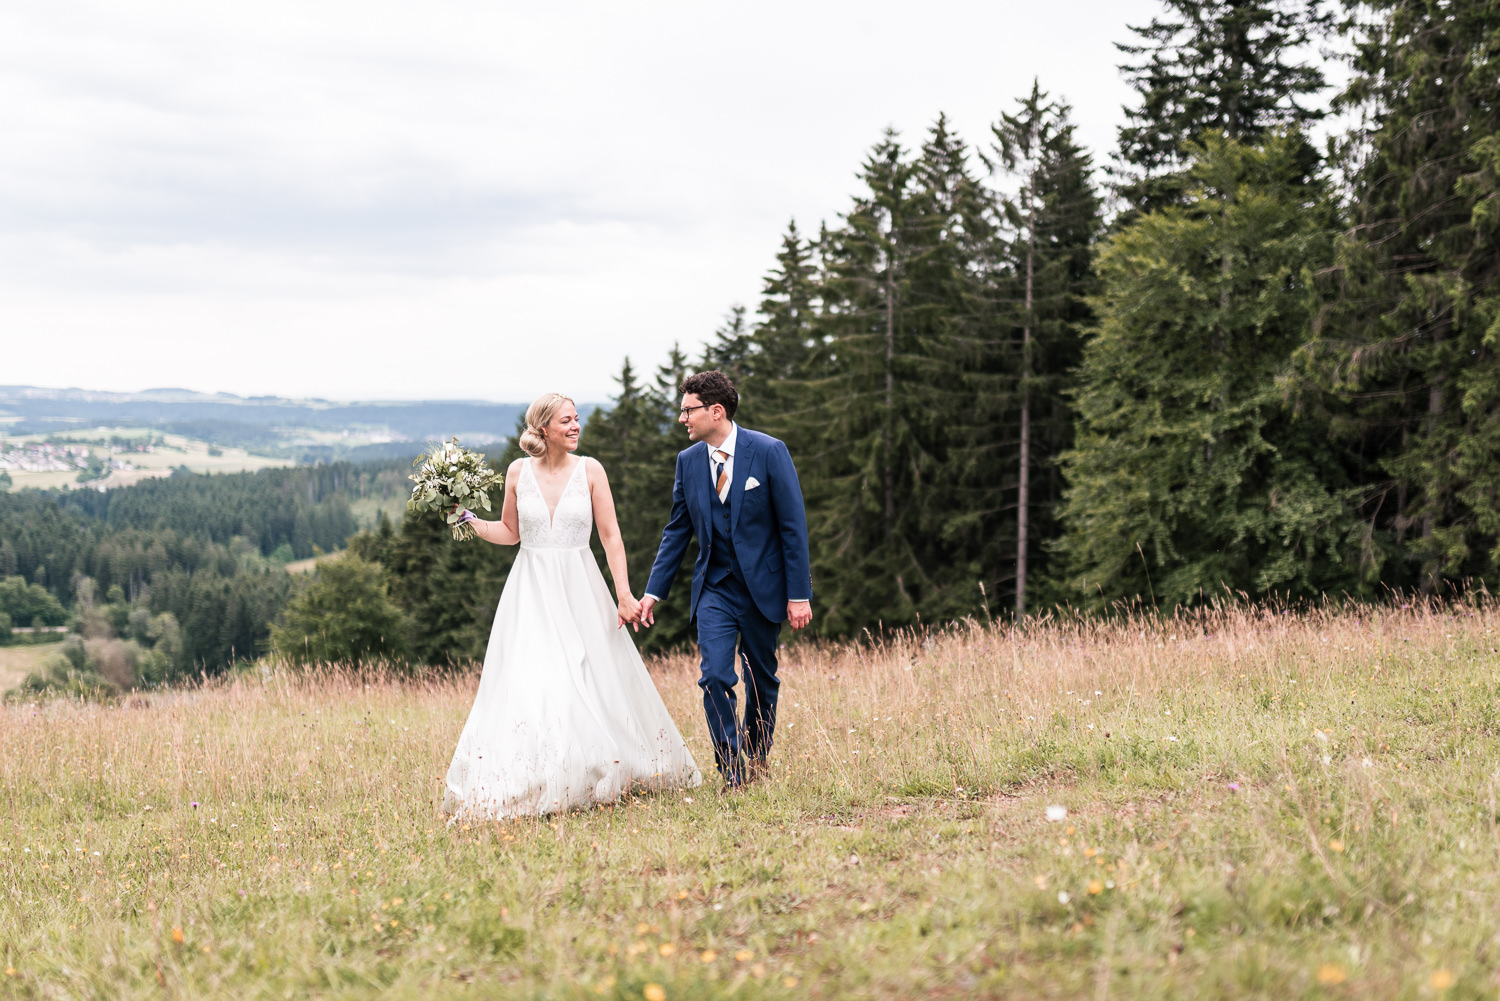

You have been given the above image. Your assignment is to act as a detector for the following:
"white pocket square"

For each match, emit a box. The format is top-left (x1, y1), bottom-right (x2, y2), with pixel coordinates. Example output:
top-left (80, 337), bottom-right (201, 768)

top-left (744, 477), bottom-right (761, 491)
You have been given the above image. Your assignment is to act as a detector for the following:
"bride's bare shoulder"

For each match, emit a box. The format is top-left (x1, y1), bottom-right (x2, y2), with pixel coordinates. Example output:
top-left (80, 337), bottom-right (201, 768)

top-left (506, 457), bottom-right (526, 477)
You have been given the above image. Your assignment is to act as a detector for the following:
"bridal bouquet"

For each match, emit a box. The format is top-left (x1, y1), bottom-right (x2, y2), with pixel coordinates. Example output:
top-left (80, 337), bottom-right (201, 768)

top-left (407, 438), bottom-right (503, 541)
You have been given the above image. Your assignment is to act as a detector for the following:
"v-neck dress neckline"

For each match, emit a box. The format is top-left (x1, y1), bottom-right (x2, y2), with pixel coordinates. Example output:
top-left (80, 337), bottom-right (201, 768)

top-left (530, 457), bottom-right (584, 528)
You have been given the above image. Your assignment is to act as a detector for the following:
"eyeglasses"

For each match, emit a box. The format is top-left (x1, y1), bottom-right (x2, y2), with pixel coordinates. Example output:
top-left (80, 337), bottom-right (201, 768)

top-left (679, 404), bottom-right (713, 418)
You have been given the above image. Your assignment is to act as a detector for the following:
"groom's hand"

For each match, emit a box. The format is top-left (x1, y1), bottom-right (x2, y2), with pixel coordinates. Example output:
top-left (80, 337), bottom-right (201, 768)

top-left (638, 595), bottom-right (658, 627)
top-left (787, 600), bottom-right (812, 631)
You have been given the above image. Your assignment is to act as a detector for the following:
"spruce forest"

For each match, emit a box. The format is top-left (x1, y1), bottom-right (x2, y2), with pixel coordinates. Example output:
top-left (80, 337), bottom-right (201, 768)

top-left (5, 0), bottom-right (1500, 675)
top-left (576, 0), bottom-right (1500, 649)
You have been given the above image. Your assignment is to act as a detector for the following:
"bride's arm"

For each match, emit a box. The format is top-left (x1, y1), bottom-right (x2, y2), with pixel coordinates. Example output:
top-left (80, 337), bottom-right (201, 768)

top-left (586, 458), bottom-right (641, 628)
top-left (466, 459), bottom-right (523, 546)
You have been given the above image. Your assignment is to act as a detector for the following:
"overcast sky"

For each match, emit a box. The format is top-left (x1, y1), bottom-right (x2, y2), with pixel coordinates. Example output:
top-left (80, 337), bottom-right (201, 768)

top-left (3, 0), bottom-right (1198, 402)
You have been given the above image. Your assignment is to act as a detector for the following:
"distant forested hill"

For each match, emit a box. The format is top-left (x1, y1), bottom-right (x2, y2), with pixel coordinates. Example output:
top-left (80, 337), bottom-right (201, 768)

top-left (52, 462), bottom-right (399, 559)
top-left (0, 461), bottom-right (409, 673)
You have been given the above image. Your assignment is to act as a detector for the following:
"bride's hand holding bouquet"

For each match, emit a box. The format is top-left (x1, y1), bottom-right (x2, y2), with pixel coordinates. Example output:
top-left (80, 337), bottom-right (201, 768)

top-left (407, 438), bottom-right (504, 541)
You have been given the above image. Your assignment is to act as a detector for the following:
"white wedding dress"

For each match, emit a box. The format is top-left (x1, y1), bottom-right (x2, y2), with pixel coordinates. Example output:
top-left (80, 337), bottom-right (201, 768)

top-left (442, 456), bottom-right (701, 820)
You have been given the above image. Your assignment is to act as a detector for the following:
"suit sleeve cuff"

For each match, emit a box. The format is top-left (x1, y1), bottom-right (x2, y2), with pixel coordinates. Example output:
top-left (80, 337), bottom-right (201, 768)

top-left (644, 593), bottom-right (660, 602)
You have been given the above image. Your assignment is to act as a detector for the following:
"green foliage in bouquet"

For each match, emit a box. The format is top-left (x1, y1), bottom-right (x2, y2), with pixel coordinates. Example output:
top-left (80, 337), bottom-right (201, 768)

top-left (407, 438), bottom-right (503, 541)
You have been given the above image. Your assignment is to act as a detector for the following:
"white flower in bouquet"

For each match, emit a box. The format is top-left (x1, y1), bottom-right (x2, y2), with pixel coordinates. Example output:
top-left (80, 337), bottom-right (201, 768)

top-left (407, 438), bottom-right (503, 541)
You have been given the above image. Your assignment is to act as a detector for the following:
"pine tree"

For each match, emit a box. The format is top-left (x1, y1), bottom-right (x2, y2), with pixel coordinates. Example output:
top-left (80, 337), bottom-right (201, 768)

top-left (755, 221), bottom-right (820, 384)
top-left (1059, 131), bottom-right (1355, 608)
top-left (1300, 0), bottom-right (1500, 593)
top-left (1114, 0), bottom-right (1333, 212)
top-left (582, 357), bottom-right (695, 653)
top-left (809, 120), bottom-right (989, 632)
top-left (583, 358), bottom-right (653, 525)
top-left (984, 82), bottom-right (1103, 615)
top-left (652, 343), bottom-right (693, 413)
top-left (742, 221), bottom-right (822, 438)
top-left (809, 130), bottom-right (923, 631)
top-left (700, 306), bottom-right (753, 384)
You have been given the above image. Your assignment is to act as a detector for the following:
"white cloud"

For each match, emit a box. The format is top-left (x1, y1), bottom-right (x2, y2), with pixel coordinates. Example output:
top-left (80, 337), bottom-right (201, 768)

top-left (0, 0), bottom-right (1168, 400)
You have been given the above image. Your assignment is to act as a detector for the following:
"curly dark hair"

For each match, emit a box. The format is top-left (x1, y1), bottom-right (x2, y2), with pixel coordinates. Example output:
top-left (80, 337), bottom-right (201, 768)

top-left (680, 370), bottom-right (739, 420)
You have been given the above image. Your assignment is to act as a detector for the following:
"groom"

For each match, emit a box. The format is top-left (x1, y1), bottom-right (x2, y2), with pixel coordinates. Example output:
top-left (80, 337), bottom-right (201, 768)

top-left (638, 371), bottom-right (812, 788)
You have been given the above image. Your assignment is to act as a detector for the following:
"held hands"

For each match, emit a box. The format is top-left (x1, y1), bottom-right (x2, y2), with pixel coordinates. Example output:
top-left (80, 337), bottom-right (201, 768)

top-left (631, 596), bottom-right (807, 629)
top-left (617, 593), bottom-right (642, 631)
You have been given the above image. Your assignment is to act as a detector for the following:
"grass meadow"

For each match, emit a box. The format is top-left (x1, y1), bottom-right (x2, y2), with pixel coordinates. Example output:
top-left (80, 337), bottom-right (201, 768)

top-left (0, 645), bottom-right (54, 693)
top-left (2, 602), bottom-right (1498, 999)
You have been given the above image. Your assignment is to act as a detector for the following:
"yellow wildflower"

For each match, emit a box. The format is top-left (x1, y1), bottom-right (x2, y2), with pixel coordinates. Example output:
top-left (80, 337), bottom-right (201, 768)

top-left (1316, 964), bottom-right (1346, 985)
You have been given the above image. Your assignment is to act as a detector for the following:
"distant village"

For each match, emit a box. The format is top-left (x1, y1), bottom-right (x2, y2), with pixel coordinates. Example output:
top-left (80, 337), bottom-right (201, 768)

top-left (0, 438), bottom-right (143, 483)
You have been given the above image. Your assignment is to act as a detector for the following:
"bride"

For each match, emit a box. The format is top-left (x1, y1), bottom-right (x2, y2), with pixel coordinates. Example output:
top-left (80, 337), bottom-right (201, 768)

top-left (441, 392), bottom-right (701, 820)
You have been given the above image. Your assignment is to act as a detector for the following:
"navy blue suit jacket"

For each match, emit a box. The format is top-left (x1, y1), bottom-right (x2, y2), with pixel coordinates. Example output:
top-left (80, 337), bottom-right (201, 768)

top-left (645, 427), bottom-right (812, 624)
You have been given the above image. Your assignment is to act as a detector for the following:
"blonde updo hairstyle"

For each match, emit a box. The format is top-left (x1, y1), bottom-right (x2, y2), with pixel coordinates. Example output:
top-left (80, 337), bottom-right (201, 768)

top-left (518, 392), bottom-right (577, 458)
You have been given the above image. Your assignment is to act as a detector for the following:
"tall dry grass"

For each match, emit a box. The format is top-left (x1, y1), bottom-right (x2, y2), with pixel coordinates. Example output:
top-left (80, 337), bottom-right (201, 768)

top-left (1, 599), bottom-right (1497, 998)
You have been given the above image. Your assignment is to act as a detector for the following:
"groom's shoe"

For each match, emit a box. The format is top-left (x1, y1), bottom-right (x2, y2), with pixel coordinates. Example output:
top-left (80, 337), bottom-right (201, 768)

top-left (716, 750), bottom-right (747, 791)
top-left (745, 756), bottom-right (770, 784)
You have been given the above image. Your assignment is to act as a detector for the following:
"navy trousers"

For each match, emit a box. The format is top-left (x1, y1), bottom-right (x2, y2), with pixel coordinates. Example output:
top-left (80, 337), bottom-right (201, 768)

top-left (695, 573), bottom-right (781, 779)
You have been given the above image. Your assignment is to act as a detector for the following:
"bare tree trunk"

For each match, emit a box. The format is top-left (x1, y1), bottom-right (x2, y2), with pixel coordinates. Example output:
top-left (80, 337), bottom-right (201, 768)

top-left (884, 253), bottom-right (896, 540)
top-left (1395, 427), bottom-right (1408, 545)
top-left (1017, 390), bottom-right (1030, 615)
top-left (1016, 186), bottom-right (1036, 617)
top-left (1208, 140), bottom-right (1237, 468)
top-left (1225, 24), bottom-right (1244, 142)
top-left (1420, 328), bottom-right (1446, 594)
top-left (1213, 36), bottom-right (1244, 458)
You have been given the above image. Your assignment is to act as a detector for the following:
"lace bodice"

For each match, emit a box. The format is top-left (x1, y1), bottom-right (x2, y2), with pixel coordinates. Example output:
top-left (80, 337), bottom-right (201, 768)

top-left (517, 457), bottom-right (593, 549)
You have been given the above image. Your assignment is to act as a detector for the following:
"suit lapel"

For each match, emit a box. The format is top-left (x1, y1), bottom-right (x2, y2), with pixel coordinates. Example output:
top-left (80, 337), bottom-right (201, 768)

top-left (729, 430), bottom-right (753, 536)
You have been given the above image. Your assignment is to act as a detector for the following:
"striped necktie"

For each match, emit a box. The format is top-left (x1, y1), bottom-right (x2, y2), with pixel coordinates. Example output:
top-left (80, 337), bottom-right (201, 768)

top-left (713, 449), bottom-right (729, 503)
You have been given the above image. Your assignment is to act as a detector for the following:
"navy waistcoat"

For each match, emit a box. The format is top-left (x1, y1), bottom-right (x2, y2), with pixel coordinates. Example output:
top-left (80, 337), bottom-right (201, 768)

top-left (705, 495), bottom-right (744, 586)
